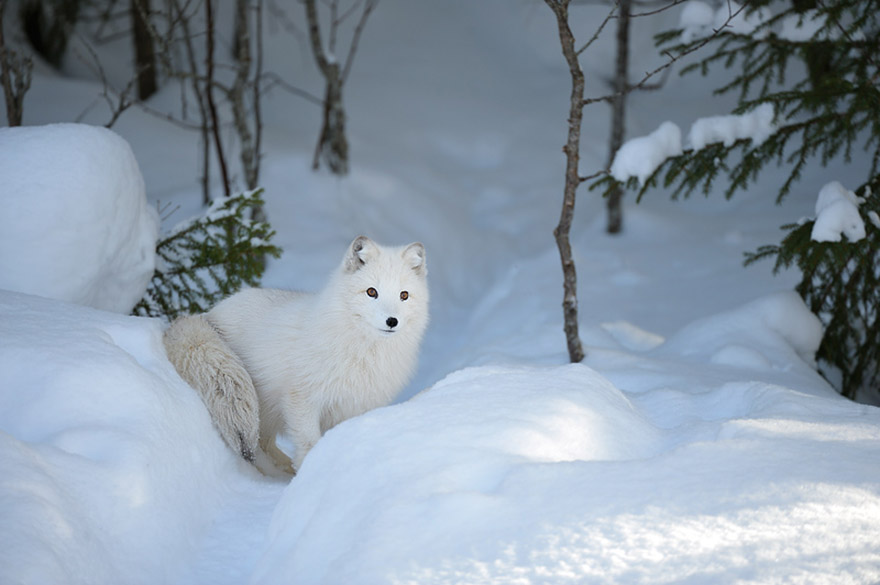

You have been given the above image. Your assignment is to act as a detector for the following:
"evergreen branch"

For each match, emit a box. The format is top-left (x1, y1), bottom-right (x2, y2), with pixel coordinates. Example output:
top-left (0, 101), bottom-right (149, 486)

top-left (133, 188), bottom-right (282, 320)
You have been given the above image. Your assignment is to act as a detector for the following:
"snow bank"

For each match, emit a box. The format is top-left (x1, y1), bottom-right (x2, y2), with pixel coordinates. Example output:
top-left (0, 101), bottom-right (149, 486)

top-left (688, 103), bottom-right (776, 150)
top-left (250, 322), bottom-right (880, 584)
top-left (2, 276), bottom-right (880, 585)
top-left (811, 181), bottom-right (866, 242)
top-left (250, 364), bottom-right (663, 584)
top-left (0, 290), bottom-right (272, 585)
top-left (610, 121), bottom-right (682, 185)
top-left (662, 291), bottom-right (824, 370)
top-left (0, 123), bottom-right (158, 313)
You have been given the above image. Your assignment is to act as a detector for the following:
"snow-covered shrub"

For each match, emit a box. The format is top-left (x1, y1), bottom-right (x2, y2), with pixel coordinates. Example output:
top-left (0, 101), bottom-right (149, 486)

top-left (0, 123), bottom-right (158, 313)
top-left (133, 189), bottom-right (282, 320)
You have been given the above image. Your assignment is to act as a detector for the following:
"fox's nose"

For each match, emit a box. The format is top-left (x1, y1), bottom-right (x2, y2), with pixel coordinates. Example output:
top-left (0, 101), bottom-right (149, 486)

top-left (386, 317), bottom-right (398, 329)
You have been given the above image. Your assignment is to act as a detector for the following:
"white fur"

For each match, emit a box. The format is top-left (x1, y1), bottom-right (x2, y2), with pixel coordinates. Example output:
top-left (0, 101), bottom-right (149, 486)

top-left (163, 313), bottom-right (261, 464)
top-left (170, 236), bottom-right (429, 474)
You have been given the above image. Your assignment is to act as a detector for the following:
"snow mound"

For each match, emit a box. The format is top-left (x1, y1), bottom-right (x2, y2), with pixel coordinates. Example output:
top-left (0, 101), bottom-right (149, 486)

top-left (811, 180), bottom-right (866, 242)
top-left (2, 291), bottom-right (879, 585)
top-left (688, 103), bottom-right (775, 150)
top-left (250, 364), bottom-right (661, 584)
top-left (250, 350), bottom-right (880, 585)
top-left (0, 290), bottom-right (269, 585)
top-left (601, 320), bottom-right (665, 351)
top-left (610, 121), bottom-right (682, 185)
top-left (0, 123), bottom-right (158, 313)
top-left (663, 291), bottom-right (823, 370)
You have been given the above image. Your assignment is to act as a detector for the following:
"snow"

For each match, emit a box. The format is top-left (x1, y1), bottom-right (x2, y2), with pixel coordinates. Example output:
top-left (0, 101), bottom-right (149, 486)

top-left (0, 290), bottom-right (275, 585)
top-left (2, 1), bottom-right (880, 584)
top-left (610, 121), bottom-right (682, 185)
top-left (680, 1), bottom-right (772, 41)
top-left (679, 1), bottom-right (715, 43)
top-left (811, 181), bottom-right (867, 243)
top-left (0, 123), bottom-right (158, 313)
top-left (714, 1), bottom-right (771, 39)
top-left (688, 103), bottom-right (776, 150)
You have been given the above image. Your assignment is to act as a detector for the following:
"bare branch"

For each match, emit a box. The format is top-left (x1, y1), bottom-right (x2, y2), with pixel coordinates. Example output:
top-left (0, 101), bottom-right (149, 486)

top-left (576, 0), bottom-right (619, 56)
top-left (341, 0), bottom-right (377, 83)
top-left (580, 169), bottom-right (609, 183)
top-left (628, 0), bottom-right (689, 18)
top-left (304, 0), bottom-right (333, 75)
top-left (71, 40), bottom-right (136, 127)
top-left (260, 72), bottom-right (323, 105)
top-left (582, 2), bottom-right (747, 108)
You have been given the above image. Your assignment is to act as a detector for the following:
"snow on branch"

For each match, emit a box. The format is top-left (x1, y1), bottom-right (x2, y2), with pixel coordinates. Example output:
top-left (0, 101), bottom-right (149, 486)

top-left (687, 103), bottom-right (775, 150)
top-left (811, 181), bottom-right (866, 243)
top-left (610, 121), bottom-right (682, 185)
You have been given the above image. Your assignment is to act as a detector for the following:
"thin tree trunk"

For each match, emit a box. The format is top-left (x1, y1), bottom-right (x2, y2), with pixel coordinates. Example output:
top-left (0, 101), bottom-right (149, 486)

top-left (0, 0), bottom-right (32, 126)
top-left (545, 0), bottom-right (586, 364)
top-left (232, 0), bottom-right (257, 190)
top-left (606, 0), bottom-right (631, 234)
top-left (232, 0), bottom-right (267, 224)
top-left (171, 0), bottom-right (212, 204)
top-left (131, 0), bottom-right (158, 100)
top-left (204, 0), bottom-right (231, 198)
top-left (304, 0), bottom-right (348, 175)
top-left (20, 0), bottom-right (80, 69)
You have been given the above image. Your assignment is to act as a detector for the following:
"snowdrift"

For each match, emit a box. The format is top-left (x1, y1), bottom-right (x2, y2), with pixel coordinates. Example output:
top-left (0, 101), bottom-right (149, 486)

top-left (2, 289), bottom-right (878, 584)
top-left (0, 123), bottom-right (157, 313)
top-left (0, 291), bottom-right (271, 585)
top-left (2, 2), bottom-right (880, 583)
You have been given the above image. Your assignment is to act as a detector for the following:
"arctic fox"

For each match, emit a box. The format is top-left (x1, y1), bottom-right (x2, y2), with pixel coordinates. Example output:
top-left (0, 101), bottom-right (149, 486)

top-left (164, 236), bottom-right (429, 474)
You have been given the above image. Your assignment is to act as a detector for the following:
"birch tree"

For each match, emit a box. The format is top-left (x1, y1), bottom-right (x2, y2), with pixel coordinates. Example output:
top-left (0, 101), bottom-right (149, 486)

top-left (303, 0), bottom-right (378, 175)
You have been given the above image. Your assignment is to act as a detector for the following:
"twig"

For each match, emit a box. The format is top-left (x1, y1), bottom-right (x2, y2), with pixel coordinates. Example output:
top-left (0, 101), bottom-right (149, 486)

top-left (576, 0), bottom-right (619, 56)
top-left (342, 0), bottom-right (378, 83)
top-left (260, 72), bottom-right (323, 105)
top-left (582, 2), bottom-right (747, 107)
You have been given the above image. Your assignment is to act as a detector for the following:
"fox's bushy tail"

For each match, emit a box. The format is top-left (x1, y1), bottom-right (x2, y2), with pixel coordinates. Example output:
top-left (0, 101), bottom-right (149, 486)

top-left (163, 314), bottom-right (260, 464)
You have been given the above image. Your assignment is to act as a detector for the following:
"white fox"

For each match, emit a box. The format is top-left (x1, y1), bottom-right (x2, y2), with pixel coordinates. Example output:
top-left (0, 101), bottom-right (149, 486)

top-left (163, 236), bottom-right (429, 475)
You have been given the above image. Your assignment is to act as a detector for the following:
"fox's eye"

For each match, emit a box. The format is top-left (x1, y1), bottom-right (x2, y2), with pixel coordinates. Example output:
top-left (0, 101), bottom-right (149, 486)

top-left (366, 287), bottom-right (378, 299)
top-left (400, 291), bottom-right (409, 301)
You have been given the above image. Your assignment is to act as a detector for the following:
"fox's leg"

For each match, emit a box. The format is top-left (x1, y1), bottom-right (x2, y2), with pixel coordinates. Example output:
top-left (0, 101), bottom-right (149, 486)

top-left (258, 434), bottom-right (295, 475)
top-left (286, 410), bottom-right (322, 473)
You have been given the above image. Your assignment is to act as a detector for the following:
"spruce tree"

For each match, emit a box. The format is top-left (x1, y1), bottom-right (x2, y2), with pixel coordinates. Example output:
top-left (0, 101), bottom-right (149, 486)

top-left (591, 0), bottom-right (880, 401)
top-left (133, 188), bottom-right (282, 320)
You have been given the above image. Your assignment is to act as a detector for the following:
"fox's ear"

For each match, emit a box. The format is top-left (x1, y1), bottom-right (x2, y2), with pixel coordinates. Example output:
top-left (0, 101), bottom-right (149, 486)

top-left (403, 242), bottom-right (427, 276)
top-left (344, 235), bottom-right (379, 273)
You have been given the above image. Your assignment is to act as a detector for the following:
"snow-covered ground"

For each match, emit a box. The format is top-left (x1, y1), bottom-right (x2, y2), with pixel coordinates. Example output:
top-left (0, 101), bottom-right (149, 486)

top-left (2, 1), bottom-right (879, 583)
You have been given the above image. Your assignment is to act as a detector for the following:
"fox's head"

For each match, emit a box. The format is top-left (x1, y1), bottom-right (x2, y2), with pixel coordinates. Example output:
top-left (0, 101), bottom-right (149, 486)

top-left (337, 235), bottom-right (429, 340)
